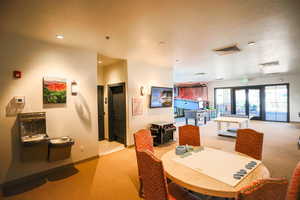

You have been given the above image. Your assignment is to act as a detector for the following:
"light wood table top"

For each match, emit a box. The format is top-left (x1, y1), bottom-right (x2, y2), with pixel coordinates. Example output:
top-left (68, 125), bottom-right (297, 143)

top-left (214, 117), bottom-right (249, 123)
top-left (161, 148), bottom-right (270, 198)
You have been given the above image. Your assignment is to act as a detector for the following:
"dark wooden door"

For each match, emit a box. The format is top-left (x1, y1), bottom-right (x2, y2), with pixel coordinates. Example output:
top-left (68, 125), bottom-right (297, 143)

top-left (97, 85), bottom-right (105, 141)
top-left (108, 83), bottom-right (126, 144)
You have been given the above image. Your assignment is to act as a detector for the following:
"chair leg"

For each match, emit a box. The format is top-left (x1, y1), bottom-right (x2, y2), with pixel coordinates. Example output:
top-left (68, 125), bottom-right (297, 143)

top-left (167, 178), bottom-right (172, 184)
top-left (139, 178), bottom-right (144, 198)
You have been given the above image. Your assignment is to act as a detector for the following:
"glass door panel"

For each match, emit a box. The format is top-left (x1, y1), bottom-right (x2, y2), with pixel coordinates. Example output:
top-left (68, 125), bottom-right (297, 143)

top-left (248, 89), bottom-right (260, 117)
top-left (265, 85), bottom-right (288, 122)
top-left (215, 88), bottom-right (231, 115)
top-left (235, 89), bottom-right (246, 115)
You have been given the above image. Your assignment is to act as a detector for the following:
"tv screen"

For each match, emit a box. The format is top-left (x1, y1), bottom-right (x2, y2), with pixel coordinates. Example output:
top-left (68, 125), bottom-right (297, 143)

top-left (150, 87), bottom-right (173, 108)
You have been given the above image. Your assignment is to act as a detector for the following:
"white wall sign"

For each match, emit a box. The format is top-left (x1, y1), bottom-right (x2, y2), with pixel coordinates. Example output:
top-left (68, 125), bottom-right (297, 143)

top-left (132, 97), bottom-right (143, 116)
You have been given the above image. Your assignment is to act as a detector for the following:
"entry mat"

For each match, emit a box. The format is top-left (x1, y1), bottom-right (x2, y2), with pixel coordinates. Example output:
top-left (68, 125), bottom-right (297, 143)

top-left (172, 147), bottom-right (261, 187)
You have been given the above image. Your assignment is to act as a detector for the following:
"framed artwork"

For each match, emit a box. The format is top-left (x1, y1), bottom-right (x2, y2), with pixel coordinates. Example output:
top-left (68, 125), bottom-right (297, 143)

top-left (132, 97), bottom-right (143, 116)
top-left (43, 77), bottom-right (67, 104)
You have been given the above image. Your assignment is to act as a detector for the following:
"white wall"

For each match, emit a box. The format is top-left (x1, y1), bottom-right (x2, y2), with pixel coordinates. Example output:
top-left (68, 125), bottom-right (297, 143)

top-left (127, 61), bottom-right (174, 145)
top-left (0, 33), bottom-right (99, 184)
top-left (207, 74), bottom-right (300, 122)
top-left (97, 56), bottom-right (104, 86)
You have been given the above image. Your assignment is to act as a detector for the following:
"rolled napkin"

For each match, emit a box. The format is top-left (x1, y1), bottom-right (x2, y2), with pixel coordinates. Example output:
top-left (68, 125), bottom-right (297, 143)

top-left (193, 146), bottom-right (204, 153)
top-left (176, 145), bottom-right (187, 155)
top-left (180, 152), bottom-right (192, 158)
top-left (185, 145), bottom-right (194, 152)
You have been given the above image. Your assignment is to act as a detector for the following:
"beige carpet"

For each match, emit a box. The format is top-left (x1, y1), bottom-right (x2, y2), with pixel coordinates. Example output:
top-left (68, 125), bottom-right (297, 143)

top-left (2, 120), bottom-right (300, 200)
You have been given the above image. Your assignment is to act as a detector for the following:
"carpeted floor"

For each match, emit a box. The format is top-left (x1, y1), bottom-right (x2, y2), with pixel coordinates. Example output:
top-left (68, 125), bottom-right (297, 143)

top-left (2, 120), bottom-right (300, 200)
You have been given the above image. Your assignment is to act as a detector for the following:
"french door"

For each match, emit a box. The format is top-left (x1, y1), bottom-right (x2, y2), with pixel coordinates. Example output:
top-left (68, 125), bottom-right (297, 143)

top-left (233, 88), bottom-right (262, 120)
top-left (215, 84), bottom-right (289, 122)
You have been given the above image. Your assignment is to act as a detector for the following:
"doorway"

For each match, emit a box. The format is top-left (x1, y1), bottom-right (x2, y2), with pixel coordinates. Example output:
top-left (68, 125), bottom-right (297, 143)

top-left (108, 82), bottom-right (126, 145)
top-left (233, 87), bottom-right (262, 120)
top-left (97, 85), bottom-right (105, 141)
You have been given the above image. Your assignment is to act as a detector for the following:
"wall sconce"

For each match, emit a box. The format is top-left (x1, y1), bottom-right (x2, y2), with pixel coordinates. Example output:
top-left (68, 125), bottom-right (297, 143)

top-left (140, 86), bottom-right (146, 96)
top-left (71, 81), bottom-right (78, 96)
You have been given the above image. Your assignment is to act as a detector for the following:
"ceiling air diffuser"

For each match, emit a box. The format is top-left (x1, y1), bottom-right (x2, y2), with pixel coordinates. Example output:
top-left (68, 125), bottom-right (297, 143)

top-left (259, 61), bottom-right (281, 74)
top-left (213, 44), bottom-right (241, 55)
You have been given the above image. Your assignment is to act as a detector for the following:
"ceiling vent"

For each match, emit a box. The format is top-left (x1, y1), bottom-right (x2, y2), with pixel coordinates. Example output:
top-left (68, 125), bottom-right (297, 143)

top-left (259, 61), bottom-right (280, 67)
top-left (259, 61), bottom-right (281, 74)
top-left (194, 72), bottom-right (206, 76)
top-left (213, 44), bottom-right (241, 55)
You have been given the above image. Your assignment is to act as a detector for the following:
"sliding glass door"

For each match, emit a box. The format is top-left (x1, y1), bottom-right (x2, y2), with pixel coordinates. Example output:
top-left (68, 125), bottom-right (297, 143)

top-left (265, 85), bottom-right (288, 122)
top-left (215, 84), bottom-right (289, 122)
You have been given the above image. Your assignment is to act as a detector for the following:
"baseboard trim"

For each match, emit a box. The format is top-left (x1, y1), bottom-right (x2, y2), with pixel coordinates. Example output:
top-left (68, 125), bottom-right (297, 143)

top-left (0, 184), bottom-right (3, 198)
top-left (1, 155), bottom-right (99, 189)
top-left (99, 146), bottom-right (125, 156)
top-left (73, 155), bottom-right (99, 165)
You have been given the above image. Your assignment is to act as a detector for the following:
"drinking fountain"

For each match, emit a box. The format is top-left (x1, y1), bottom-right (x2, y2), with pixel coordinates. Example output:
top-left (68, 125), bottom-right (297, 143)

top-left (48, 136), bottom-right (75, 162)
top-left (18, 112), bottom-right (75, 162)
top-left (18, 112), bottom-right (49, 161)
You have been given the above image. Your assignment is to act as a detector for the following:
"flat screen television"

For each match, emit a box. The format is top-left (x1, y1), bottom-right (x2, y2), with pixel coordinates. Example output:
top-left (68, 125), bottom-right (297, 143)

top-left (150, 87), bottom-right (173, 108)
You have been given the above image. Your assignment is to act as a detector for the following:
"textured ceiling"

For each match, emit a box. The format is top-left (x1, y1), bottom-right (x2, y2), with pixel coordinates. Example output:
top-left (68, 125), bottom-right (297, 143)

top-left (0, 0), bottom-right (299, 82)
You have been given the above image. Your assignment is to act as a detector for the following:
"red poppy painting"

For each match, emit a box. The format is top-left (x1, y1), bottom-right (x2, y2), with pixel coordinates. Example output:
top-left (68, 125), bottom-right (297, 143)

top-left (43, 77), bottom-right (67, 104)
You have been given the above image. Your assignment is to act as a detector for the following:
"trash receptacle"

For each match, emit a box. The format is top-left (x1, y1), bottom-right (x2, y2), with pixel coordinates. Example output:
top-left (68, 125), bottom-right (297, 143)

top-left (48, 136), bottom-right (74, 162)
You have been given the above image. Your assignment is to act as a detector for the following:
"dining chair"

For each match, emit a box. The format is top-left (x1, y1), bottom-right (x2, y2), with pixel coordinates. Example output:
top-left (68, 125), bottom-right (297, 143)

top-left (235, 129), bottom-right (264, 160)
top-left (237, 178), bottom-right (289, 200)
top-left (134, 129), bottom-right (154, 197)
top-left (286, 161), bottom-right (300, 200)
top-left (179, 125), bottom-right (201, 146)
top-left (137, 149), bottom-right (201, 200)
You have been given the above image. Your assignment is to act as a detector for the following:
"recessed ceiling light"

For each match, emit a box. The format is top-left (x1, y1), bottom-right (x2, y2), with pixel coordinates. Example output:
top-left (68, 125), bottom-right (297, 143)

top-left (248, 41), bottom-right (256, 46)
top-left (56, 34), bottom-right (64, 39)
top-left (194, 72), bottom-right (206, 76)
top-left (216, 77), bottom-right (224, 80)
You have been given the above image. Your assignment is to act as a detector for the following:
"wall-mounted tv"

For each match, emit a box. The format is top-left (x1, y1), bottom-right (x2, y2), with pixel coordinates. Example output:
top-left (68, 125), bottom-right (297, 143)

top-left (150, 87), bottom-right (173, 108)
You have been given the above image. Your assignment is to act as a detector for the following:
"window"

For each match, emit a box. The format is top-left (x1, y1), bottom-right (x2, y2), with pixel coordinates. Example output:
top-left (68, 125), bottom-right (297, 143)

top-left (265, 85), bottom-right (288, 122)
top-left (248, 89), bottom-right (261, 117)
top-left (215, 88), bottom-right (231, 115)
top-left (235, 89), bottom-right (246, 115)
top-left (214, 84), bottom-right (289, 122)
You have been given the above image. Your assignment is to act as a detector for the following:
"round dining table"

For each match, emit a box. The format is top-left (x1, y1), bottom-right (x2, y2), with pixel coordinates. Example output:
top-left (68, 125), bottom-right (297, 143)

top-left (161, 148), bottom-right (270, 198)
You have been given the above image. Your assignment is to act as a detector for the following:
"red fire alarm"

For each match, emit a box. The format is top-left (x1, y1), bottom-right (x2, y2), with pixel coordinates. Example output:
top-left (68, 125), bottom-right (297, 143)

top-left (13, 71), bottom-right (22, 79)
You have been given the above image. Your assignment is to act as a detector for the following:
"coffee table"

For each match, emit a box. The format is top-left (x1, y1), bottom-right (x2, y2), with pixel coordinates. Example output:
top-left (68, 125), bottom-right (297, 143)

top-left (214, 116), bottom-right (251, 137)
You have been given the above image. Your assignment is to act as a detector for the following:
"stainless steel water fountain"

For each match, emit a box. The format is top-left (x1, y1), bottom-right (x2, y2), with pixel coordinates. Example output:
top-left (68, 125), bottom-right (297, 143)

top-left (18, 112), bottom-right (49, 161)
